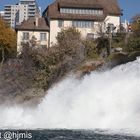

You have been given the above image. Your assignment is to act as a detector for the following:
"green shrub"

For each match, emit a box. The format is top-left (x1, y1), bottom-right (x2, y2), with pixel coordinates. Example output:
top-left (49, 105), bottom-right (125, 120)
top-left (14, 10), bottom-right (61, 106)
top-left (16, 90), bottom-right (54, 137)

top-left (56, 27), bottom-right (83, 58)
top-left (125, 37), bottom-right (140, 52)
top-left (83, 40), bottom-right (99, 59)
top-left (18, 27), bottom-right (86, 90)
top-left (113, 33), bottom-right (126, 43)
top-left (96, 37), bottom-right (110, 56)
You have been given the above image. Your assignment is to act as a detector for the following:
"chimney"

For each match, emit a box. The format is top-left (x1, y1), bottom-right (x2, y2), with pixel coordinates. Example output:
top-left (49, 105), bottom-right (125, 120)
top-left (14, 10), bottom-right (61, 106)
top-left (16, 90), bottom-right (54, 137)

top-left (35, 17), bottom-right (38, 26)
top-left (35, 12), bottom-right (39, 27)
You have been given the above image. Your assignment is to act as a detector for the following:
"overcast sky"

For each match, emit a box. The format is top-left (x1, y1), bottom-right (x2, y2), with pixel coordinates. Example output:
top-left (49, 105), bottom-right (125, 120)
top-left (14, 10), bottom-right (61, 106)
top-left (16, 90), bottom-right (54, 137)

top-left (0, 0), bottom-right (140, 21)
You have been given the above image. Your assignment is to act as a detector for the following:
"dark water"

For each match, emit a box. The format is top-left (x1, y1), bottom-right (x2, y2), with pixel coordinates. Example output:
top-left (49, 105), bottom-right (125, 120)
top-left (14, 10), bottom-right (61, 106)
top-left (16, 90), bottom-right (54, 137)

top-left (0, 130), bottom-right (140, 140)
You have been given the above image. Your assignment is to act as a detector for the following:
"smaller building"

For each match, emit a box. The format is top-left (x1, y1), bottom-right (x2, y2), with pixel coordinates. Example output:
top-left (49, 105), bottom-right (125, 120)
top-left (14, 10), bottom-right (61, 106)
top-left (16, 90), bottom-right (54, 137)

top-left (16, 17), bottom-right (49, 53)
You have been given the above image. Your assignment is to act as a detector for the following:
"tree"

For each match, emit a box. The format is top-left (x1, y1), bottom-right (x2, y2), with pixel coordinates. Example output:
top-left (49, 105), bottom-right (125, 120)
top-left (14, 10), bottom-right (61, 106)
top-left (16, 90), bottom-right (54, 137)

top-left (0, 19), bottom-right (17, 66)
top-left (131, 14), bottom-right (140, 36)
top-left (13, 27), bottom-right (85, 90)
top-left (56, 27), bottom-right (81, 52)
top-left (132, 14), bottom-right (140, 23)
top-left (56, 27), bottom-right (85, 62)
top-left (124, 14), bottom-right (140, 52)
top-left (96, 37), bottom-right (109, 57)
top-left (94, 21), bottom-right (111, 56)
top-left (95, 21), bottom-right (106, 38)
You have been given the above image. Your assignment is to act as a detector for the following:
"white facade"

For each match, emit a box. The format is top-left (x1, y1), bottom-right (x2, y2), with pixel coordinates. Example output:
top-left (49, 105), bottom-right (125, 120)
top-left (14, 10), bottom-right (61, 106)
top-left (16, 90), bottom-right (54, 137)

top-left (49, 15), bottom-right (120, 45)
top-left (49, 20), bottom-right (61, 45)
top-left (16, 0), bottom-right (121, 50)
top-left (105, 15), bottom-right (120, 31)
top-left (17, 30), bottom-right (49, 52)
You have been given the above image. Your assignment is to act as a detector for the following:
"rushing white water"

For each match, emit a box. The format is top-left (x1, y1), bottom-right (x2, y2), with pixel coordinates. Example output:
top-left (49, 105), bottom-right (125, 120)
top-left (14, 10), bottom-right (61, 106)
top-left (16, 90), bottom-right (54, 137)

top-left (0, 58), bottom-right (140, 134)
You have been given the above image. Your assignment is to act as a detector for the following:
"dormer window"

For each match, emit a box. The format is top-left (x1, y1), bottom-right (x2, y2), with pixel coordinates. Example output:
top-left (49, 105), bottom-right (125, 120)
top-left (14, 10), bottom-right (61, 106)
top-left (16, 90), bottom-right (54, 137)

top-left (60, 8), bottom-right (103, 15)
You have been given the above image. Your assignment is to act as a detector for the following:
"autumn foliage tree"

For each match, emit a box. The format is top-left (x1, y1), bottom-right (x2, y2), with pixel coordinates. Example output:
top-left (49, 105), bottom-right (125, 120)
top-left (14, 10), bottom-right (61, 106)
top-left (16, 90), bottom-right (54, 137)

top-left (124, 14), bottom-right (140, 52)
top-left (131, 14), bottom-right (140, 36)
top-left (0, 19), bottom-right (17, 65)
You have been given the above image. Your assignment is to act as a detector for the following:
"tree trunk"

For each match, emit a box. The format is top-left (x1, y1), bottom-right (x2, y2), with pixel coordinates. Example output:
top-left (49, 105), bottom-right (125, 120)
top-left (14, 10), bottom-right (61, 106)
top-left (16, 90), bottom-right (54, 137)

top-left (108, 31), bottom-right (112, 56)
top-left (1, 47), bottom-right (5, 67)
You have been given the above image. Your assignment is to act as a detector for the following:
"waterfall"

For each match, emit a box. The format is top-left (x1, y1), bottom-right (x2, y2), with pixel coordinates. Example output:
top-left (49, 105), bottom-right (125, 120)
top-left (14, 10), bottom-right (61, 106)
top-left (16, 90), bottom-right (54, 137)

top-left (0, 58), bottom-right (140, 135)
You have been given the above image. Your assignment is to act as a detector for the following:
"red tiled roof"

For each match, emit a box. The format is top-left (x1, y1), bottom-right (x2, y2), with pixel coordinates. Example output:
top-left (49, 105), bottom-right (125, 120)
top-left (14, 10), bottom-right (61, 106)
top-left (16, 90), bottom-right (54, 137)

top-left (43, 0), bottom-right (122, 21)
top-left (15, 17), bottom-right (49, 31)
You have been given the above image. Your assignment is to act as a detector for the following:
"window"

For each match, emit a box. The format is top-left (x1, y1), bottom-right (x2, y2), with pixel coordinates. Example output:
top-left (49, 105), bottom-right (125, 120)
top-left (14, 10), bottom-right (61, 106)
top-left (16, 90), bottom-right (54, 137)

top-left (40, 33), bottom-right (46, 41)
top-left (72, 21), bottom-right (94, 28)
top-left (87, 33), bottom-right (94, 40)
top-left (99, 10), bottom-right (103, 15)
top-left (23, 32), bottom-right (29, 40)
top-left (58, 20), bottom-right (64, 27)
top-left (40, 45), bottom-right (47, 48)
top-left (60, 8), bottom-right (103, 15)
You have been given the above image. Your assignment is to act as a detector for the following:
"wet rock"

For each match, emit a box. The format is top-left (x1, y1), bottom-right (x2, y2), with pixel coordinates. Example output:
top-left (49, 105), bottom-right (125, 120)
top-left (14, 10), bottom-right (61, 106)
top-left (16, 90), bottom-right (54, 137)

top-left (75, 60), bottom-right (105, 78)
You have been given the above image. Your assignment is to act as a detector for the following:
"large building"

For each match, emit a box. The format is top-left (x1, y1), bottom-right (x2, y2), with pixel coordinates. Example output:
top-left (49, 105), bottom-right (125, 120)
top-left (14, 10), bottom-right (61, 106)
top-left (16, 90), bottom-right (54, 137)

top-left (0, 11), bottom-right (5, 19)
top-left (16, 0), bottom-right (122, 51)
top-left (19, 0), bottom-right (41, 18)
top-left (43, 0), bottom-right (122, 45)
top-left (4, 0), bottom-right (40, 28)
top-left (4, 4), bottom-right (28, 28)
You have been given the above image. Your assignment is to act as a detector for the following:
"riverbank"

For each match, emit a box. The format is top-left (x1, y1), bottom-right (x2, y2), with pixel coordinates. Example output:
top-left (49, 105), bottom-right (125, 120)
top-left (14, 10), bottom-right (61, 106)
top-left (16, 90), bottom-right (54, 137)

top-left (0, 51), bottom-right (140, 106)
top-left (74, 51), bottom-right (140, 78)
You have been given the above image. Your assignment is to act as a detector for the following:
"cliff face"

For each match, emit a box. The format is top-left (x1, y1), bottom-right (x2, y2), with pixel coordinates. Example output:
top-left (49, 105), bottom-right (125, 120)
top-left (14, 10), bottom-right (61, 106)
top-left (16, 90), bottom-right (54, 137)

top-left (0, 74), bottom-right (45, 106)
top-left (74, 60), bottom-right (105, 78)
top-left (74, 51), bottom-right (140, 78)
top-left (0, 51), bottom-right (140, 106)
top-left (0, 59), bottom-right (45, 106)
top-left (0, 59), bottom-right (104, 106)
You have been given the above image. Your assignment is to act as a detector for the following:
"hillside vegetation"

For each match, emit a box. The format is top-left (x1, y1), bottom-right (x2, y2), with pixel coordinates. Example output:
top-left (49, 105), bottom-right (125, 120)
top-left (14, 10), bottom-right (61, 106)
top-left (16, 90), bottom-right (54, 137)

top-left (0, 14), bottom-right (140, 104)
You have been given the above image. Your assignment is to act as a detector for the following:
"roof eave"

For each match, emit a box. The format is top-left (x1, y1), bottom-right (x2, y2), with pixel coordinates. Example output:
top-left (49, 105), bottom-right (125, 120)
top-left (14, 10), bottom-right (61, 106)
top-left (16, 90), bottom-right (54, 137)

top-left (49, 17), bottom-right (105, 22)
top-left (16, 28), bottom-right (50, 32)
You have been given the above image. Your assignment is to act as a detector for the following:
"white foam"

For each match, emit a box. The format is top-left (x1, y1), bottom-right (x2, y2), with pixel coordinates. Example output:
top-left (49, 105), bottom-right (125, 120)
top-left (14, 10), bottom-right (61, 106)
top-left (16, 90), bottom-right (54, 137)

top-left (0, 59), bottom-right (140, 135)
